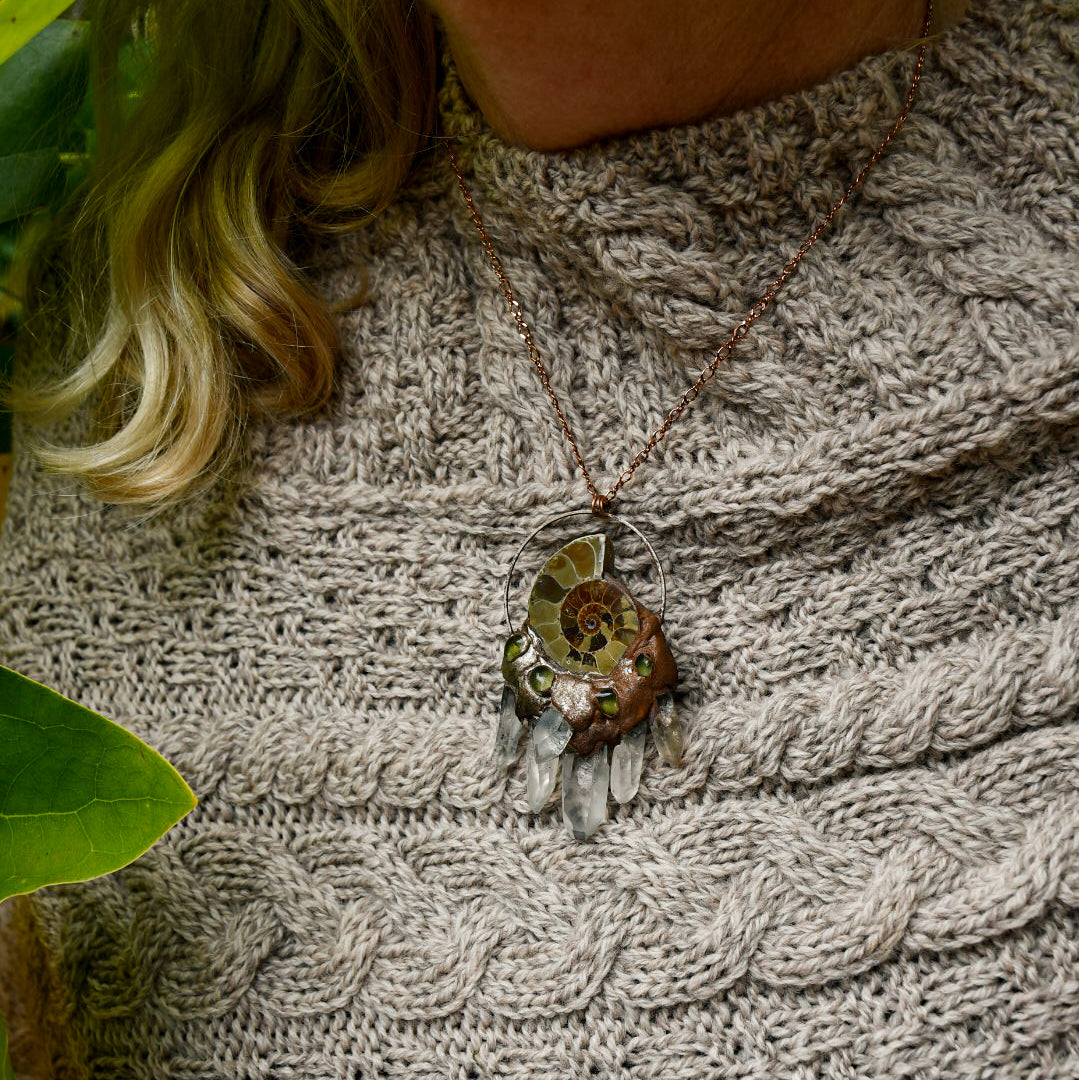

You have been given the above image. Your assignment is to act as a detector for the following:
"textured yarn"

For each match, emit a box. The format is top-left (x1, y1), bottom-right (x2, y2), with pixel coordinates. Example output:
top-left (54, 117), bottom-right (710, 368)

top-left (2, 1), bottom-right (1079, 1077)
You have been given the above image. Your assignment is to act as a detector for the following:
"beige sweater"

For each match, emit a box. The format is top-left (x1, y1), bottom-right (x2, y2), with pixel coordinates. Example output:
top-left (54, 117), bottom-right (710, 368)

top-left (2, 1), bottom-right (1079, 1075)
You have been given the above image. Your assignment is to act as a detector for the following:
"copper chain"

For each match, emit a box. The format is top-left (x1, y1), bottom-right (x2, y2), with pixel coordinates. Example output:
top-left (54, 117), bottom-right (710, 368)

top-left (446, 0), bottom-right (933, 516)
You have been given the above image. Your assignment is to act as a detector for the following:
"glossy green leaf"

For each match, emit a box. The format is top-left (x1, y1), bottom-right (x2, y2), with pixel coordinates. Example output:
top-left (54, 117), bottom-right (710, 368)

top-left (0, 665), bottom-right (197, 902)
top-left (0, 0), bottom-right (76, 68)
top-left (116, 35), bottom-right (155, 111)
top-left (0, 20), bottom-right (89, 153)
top-left (0, 148), bottom-right (62, 224)
top-left (0, 222), bottom-right (17, 265)
top-left (0, 19), bottom-right (89, 223)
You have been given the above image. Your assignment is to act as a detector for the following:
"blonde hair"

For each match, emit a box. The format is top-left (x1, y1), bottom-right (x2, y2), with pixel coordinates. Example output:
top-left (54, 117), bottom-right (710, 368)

top-left (5, 0), bottom-right (437, 505)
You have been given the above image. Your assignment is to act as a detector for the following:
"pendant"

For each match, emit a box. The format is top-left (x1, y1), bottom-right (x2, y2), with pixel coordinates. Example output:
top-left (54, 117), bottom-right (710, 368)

top-left (494, 512), bottom-right (682, 840)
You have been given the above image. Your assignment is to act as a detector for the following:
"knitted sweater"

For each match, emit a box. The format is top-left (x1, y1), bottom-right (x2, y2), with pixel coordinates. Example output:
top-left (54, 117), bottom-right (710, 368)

top-left (2, 1), bottom-right (1079, 1076)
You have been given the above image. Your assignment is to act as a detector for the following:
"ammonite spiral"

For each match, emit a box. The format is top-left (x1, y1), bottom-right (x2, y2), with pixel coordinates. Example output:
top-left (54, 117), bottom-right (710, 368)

top-left (493, 527), bottom-right (682, 841)
top-left (528, 536), bottom-right (639, 673)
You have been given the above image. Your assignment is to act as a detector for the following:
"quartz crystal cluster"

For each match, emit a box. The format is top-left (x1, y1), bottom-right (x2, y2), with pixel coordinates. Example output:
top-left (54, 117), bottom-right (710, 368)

top-left (493, 533), bottom-right (681, 839)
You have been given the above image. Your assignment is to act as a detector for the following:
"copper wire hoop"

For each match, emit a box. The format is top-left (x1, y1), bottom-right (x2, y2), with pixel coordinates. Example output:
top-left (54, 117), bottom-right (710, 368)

top-left (503, 511), bottom-right (668, 631)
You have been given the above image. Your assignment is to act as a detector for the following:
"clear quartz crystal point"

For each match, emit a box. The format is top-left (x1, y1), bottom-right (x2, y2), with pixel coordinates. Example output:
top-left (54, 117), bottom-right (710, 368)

top-left (494, 686), bottom-right (523, 768)
top-left (561, 747), bottom-right (610, 841)
top-left (610, 721), bottom-right (647, 804)
top-left (650, 691), bottom-right (684, 765)
top-left (532, 706), bottom-right (573, 762)
top-left (526, 731), bottom-right (559, 812)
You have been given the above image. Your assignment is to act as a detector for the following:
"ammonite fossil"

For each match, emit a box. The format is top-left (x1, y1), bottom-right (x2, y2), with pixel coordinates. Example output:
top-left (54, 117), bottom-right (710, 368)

top-left (493, 520), bottom-right (682, 840)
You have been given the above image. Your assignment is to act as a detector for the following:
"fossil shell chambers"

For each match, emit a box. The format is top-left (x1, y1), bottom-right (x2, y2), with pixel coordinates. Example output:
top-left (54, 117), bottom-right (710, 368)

top-left (496, 529), bottom-right (682, 839)
top-left (528, 536), bottom-right (639, 674)
top-left (503, 532), bottom-right (678, 751)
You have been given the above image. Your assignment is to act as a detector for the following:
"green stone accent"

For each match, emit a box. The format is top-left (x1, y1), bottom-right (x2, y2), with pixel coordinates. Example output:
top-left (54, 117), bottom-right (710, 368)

top-left (504, 633), bottom-right (527, 662)
top-left (597, 689), bottom-right (619, 717)
top-left (528, 665), bottom-right (554, 694)
top-left (635, 654), bottom-right (654, 677)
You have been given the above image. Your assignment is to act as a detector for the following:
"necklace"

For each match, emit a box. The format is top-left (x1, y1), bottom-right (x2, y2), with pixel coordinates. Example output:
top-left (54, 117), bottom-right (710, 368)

top-left (447, 0), bottom-right (934, 839)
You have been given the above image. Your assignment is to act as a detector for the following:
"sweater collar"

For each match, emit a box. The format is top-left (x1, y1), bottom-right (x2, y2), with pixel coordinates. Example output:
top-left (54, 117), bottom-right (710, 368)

top-left (433, 25), bottom-right (949, 339)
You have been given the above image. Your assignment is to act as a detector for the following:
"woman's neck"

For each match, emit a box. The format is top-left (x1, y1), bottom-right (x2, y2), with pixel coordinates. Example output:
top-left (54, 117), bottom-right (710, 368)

top-left (431, 0), bottom-right (965, 150)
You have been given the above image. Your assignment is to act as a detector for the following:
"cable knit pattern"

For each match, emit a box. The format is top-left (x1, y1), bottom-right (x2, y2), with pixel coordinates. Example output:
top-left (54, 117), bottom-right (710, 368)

top-left (2, 1), bottom-right (1078, 1076)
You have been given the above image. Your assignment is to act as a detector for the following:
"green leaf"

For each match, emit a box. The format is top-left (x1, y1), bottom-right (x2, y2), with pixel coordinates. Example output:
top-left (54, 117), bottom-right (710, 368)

top-left (0, 1013), bottom-right (13, 1080)
top-left (0, 665), bottom-right (197, 902)
top-left (116, 34), bottom-right (155, 109)
top-left (0, 0), bottom-right (77, 69)
top-left (0, 20), bottom-right (89, 155)
top-left (0, 222), bottom-right (17, 265)
top-left (0, 19), bottom-right (90, 223)
top-left (0, 148), bottom-right (62, 224)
